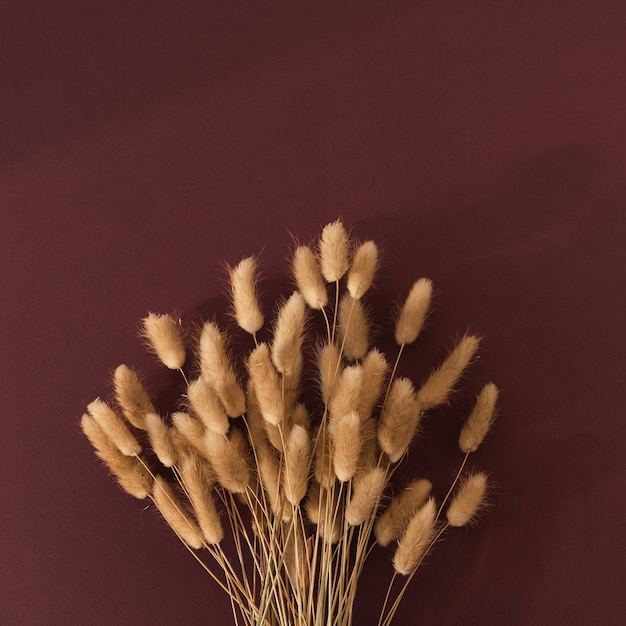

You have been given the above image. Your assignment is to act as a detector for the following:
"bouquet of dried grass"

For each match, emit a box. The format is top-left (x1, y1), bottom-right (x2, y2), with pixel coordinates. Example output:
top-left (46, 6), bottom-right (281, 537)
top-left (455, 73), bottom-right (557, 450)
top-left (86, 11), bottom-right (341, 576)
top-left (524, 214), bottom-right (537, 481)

top-left (81, 220), bottom-right (498, 626)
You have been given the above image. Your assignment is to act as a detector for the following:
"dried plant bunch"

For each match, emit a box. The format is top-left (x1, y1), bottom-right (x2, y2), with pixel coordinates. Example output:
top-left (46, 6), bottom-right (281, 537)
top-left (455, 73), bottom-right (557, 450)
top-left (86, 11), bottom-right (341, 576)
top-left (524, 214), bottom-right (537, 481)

top-left (81, 219), bottom-right (501, 626)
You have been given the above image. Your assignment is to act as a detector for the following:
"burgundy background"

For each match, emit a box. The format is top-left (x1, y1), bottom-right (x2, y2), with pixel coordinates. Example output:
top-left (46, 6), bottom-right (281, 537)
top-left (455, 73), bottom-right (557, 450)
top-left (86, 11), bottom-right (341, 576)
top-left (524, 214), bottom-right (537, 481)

top-left (1, 1), bottom-right (624, 624)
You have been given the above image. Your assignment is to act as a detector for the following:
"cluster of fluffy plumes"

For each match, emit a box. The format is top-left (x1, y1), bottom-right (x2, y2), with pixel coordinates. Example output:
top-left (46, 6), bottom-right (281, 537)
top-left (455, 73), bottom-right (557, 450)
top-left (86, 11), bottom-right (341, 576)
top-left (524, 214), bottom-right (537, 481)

top-left (81, 220), bottom-right (498, 626)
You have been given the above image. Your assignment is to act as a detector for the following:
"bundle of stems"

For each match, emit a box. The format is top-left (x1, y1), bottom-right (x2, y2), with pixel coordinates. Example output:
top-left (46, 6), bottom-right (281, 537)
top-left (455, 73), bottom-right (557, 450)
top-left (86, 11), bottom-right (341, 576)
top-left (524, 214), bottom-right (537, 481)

top-left (81, 220), bottom-right (498, 626)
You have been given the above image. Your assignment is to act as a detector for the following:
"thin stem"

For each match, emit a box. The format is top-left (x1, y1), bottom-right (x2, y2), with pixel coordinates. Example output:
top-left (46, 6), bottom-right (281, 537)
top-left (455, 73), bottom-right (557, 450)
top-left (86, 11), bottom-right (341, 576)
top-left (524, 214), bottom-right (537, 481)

top-left (437, 451), bottom-right (470, 520)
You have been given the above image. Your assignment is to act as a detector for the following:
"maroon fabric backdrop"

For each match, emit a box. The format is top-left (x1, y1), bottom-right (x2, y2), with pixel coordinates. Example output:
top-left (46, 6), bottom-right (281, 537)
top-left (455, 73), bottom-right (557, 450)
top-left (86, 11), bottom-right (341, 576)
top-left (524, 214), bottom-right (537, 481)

top-left (2, 1), bottom-right (624, 624)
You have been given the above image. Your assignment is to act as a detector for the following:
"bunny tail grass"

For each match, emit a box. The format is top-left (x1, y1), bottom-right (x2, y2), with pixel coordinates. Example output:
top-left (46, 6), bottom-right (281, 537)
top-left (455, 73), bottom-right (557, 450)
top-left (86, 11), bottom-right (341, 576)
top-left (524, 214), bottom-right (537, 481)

top-left (81, 414), bottom-right (151, 499)
top-left (345, 467), bottom-right (386, 526)
top-left (319, 219), bottom-right (350, 282)
top-left (347, 240), bottom-right (378, 299)
top-left (113, 364), bottom-right (155, 430)
top-left (187, 377), bottom-right (230, 436)
top-left (152, 476), bottom-right (205, 549)
top-left (395, 279), bottom-right (433, 346)
top-left (459, 383), bottom-right (499, 453)
top-left (87, 398), bottom-right (141, 457)
top-left (198, 322), bottom-right (246, 417)
top-left (416, 334), bottom-right (480, 410)
top-left (271, 291), bottom-right (306, 376)
top-left (375, 479), bottom-right (432, 547)
top-left (393, 498), bottom-right (437, 575)
top-left (446, 473), bottom-right (488, 527)
top-left (338, 294), bottom-right (370, 361)
top-left (179, 454), bottom-right (224, 545)
top-left (229, 256), bottom-right (264, 335)
top-left (293, 245), bottom-right (328, 309)
top-left (142, 312), bottom-right (186, 370)
top-left (144, 412), bottom-right (177, 467)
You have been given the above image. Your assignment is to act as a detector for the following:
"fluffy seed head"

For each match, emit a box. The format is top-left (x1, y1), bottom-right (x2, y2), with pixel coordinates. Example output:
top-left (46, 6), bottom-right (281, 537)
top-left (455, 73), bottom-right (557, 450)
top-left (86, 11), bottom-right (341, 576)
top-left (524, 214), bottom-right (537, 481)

top-left (292, 245), bottom-right (328, 309)
top-left (393, 498), bottom-right (437, 575)
top-left (144, 412), bottom-right (177, 467)
top-left (204, 429), bottom-right (251, 494)
top-left (199, 322), bottom-right (246, 417)
top-left (337, 294), bottom-right (369, 361)
top-left (329, 364), bottom-right (364, 424)
top-left (87, 398), bottom-right (141, 457)
top-left (142, 312), bottom-right (186, 370)
top-left (319, 220), bottom-right (349, 282)
top-left (229, 256), bottom-right (264, 334)
top-left (332, 411), bottom-right (362, 482)
top-left (171, 411), bottom-right (206, 457)
top-left (416, 335), bottom-right (480, 410)
top-left (314, 430), bottom-right (335, 488)
top-left (81, 414), bottom-right (151, 498)
top-left (377, 377), bottom-right (421, 463)
top-left (345, 467), bottom-right (386, 526)
top-left (113, 364), bottom-right (155, 430)
top-left (459, 383), bottom-right (499, 453)
top-left (283, 424), bottom-right (311, 505)
top-left (359, 348), bottom-right (388, 419)
top-left (187, 377), bottom-right (230, 436)
top-left (375, 479), bottom-right (432, 547)
top-left (152, 476), bottom-right (204, 549)
top-left (317, 342), bottom-right (342, 406)
top-left (247, 343), bottom-right (284, 425)
top-left (395, 279), bottom-right (433, 345)
top-left (271, 291), bottom-right (306, 376)
top-left (446, 473), bottom-right (488, 527)
top-left (179, 455), bottom-right (223, 545)
top-left (347, 240), bottom-right (378, 299)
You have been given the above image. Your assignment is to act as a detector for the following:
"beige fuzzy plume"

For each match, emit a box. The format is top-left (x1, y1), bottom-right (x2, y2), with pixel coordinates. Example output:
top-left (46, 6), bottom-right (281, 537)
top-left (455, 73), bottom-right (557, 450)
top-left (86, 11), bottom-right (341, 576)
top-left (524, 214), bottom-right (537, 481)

top-left (242, 381), bottom-right (269, 451)
top-left (459, 383), bottom-right (499, 453)
top-left (416, 334), bottom-right (480, 410)
top-left (359, 348), bottom-right (388, 419)
top-left (358, 416), bottom-right (379, 472)
top-left (247, 343), bottom-right (284, 425)
top-left (142, 312), bottom-right (186, 370)
top-left (317, 342), bottom-right (341, 406)
top-left (271, 291), bottom-right (306, 376)
top-left (337, 294), bottom-right (369, 361)
top-left (229, 256), bottom-right (264, 335)
top-left (187, 377), bottom-right (230, 436)
top-left (347, 240), bottom-right (378, 299)
top-left (292, 245), bottom-right (328, 309)
top-left (152, 476), bottom-right (204, 549)
top-left (204, 428), bottom-right (251, 494)
top-left (319, 219), bottom-right (349, 282)
top-left (87, 398), bottom-right (141, 457)
top-left (395, 279), bottom-right (433, 346)
top-left (332, 411), bottom-right (362, 482)
top-left (345, 467), bottom-right (386, 526)
top-left (377, 378), bottom-right (421, 463)
top-left (314, 430), bottom-right (334, 488)
top-left (179, 455), bottom-right (224, 545)
top-left (446, 473), bottom-right (487, 527)
top-left (291, 402), bottom-right (310, 431)
top-left (256, 447), bottom-right (282, 516)
top-left (283, 424), bottom-right (310, 505)
top-left (113, 364), bottom-right (155, 430)
top-left (375, 479), bottom-right (432, 547)
top-left (81, 414), bottom-right (151, 499)
top-left (199, 322), bottom-right (246, 417)
top-left (144, 412), bottom-right (177, 467)
top-left (393, 498), bottom-right (437, 575)
top-left (171, 411), bottom-right (206, 457)
top-left (329, 364), bottom-right (363, 424)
